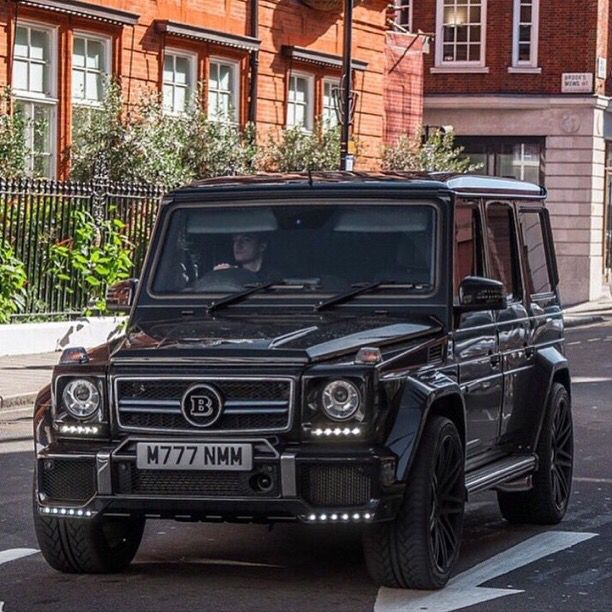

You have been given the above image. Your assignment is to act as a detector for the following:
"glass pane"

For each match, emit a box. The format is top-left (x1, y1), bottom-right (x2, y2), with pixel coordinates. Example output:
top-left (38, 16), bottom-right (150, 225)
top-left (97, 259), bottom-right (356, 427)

top-left (294, 78), bottom-right (307, 103)
top-left (15, 26), bottom-right (28, 58)
top-left (519, 43), bottom-right (531, 61)
top-left (287, 103), bottom-right (295, 126)
top-left (520, 212), bottom-right (551, 295)
top-left (208, 91), bottom-right (219, 117)
top-left (33, 105), bottom-right (50, 153)
top-left (520, 5), bottom-right (532, 22)
top-left (486, 204), bottom-right (519, 298)
top-left (443, 44), bottom-right (454, 61)
top-left (468, 44), bottom-right (480, 61)
top-left (523, 143), bottom-right (540, 161)
top-left (470, 25), bottom-right (481, 42)
top-left (469, 6), bottom-right (481, 22)
top-left (162, 84), bottom-right (174, 111)
top-left (454, 205), bottom-right (483, 292)
top-left (209, 62), bottom-right (219, 88)
top-left (443, 26), bottom-right (454, 42)
top-left (86, 72), bottom-right (101, 101)
top-left (33, 154), bottom-right (50, 178)
top-left (519, 25), bottom-right (531, 42)
top-left (456, 25), bottom-right (468, 42)
top-left (295, 103), bottom-right (305, 127)
top-left (72, 68), bottom-right (85, 99)
top-left (86, 40), bottom-right (104, 70)
top-left (175, 57), bottom-right (189, 85)
top-left (523, 165), bottom-right (540, 184)
top-left (73, 37), bottom-right (86, 67)
top-left (174, 86), bottom-right (186, 112)
top-left (12, 59), bottom-right (28, 90)
top-left (219, 65), bottom-right (231, 91)
top-left (163, 55), bottom-right (174, 83)
top-left (443, 7), bottom-right (456, 24)
top-left (30, 29), bottom-right (47, 61)
top-left (456, 44), bottom-right (468, 61)
top-left (30, 62), bottom-right (45, 93)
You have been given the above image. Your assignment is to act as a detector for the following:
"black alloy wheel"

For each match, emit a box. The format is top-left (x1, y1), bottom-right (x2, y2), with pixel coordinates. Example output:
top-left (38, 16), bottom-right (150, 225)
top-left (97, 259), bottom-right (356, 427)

top-left (497, 382), bottom-right (573, 525)
top-left (363, 416), bottom-right (465, 589)
top-left (430, 429), bottom-right (465, 575)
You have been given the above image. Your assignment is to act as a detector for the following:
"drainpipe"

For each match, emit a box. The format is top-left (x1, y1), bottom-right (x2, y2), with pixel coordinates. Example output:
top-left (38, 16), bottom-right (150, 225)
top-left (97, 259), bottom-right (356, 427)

top-left (340, 0), bottom-right (353, 171)
top-left (248, 0), bottom-right (259, 124)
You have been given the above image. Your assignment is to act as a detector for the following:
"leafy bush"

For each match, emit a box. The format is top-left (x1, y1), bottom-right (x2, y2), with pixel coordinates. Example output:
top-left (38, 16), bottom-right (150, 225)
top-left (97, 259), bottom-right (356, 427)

top-left (0, 243), bottom-right (27, 323)
top-left (0, 88), bottom-right (28, 179)
top-left (258, 121), bottom-right (341, 172)
top-left (48, 209), bottom-right (133, 314)
top-left (383, 128), bottom-right (481, 173)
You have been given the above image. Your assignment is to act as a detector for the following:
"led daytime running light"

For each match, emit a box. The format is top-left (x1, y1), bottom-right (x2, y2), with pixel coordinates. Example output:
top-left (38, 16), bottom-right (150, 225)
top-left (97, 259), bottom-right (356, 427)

top-left (312, 427), bottom-right (361, 437)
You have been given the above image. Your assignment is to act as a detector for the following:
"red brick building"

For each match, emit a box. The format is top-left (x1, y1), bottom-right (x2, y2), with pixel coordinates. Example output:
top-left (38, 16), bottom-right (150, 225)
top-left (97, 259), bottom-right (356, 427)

top-left (0, 0), bottom-right (424, 178)
top-left (410, 0), bottom-right (612, 303)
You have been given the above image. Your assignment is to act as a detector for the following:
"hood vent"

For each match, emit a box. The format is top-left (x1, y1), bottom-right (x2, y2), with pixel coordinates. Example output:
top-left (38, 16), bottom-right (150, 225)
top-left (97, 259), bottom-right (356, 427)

top-left (427, 344), bottom-right (444, 364)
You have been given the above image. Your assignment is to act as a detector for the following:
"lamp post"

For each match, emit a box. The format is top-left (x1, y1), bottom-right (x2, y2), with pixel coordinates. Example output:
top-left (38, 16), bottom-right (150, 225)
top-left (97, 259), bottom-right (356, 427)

top-left (340, 0), bottom-right (353, 171)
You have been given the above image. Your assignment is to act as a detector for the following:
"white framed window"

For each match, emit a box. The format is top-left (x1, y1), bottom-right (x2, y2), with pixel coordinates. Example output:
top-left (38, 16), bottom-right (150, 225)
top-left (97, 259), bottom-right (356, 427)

top-left (12, 22), bottom-right (57, 178)
top-left (163, 50), bottom-right (196, 115)
top-left (208, 58), bottom-right (239, 123)
top-left (511, 0), bottom-right (539, 69)
top-left (72, 33), bottom-right (110, 106)
top-left (394, 0), bottom-right (413, 31)
top-left (435, 0), bottom-right (487, 68)
top-left (322, 78), bottom-right (340, 128)
top-left (287, 72), bottom-right (314, 131)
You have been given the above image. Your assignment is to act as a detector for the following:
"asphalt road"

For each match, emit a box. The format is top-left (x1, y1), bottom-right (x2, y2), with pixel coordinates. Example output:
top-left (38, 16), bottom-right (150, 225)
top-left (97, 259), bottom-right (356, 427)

top-left (0, 316), bottom-right (611, 612)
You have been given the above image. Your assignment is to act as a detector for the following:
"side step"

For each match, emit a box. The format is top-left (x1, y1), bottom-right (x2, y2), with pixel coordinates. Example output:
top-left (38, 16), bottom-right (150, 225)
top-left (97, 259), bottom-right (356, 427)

top-left (465, 454), bottom-right (537, 495)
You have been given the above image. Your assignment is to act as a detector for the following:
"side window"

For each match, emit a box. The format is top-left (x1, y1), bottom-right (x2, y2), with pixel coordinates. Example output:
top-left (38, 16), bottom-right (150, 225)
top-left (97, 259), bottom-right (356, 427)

top-left (519, 210), bottom-right (553, 295)
top-left (485, 202), bottom-right (522, 300)
top-left (454, 201), bottom-right (485, 298)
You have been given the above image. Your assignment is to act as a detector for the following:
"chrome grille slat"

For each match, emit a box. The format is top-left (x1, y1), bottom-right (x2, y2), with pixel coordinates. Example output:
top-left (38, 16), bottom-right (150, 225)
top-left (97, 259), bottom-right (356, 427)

top-left (114, 376), bottom-right (294, 434)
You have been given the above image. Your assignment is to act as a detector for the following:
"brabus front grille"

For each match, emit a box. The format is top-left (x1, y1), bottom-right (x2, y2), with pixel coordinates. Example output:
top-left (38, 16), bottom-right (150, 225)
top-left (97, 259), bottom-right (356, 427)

top-left (114, 376), bottom-right (294, 434)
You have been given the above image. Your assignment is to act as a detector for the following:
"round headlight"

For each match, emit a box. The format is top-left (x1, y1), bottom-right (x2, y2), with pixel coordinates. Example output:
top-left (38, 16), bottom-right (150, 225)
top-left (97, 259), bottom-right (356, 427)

top-left (321, 380), bottom-right (361, 421)
top-left (62, 379), bottom-right (100, 419)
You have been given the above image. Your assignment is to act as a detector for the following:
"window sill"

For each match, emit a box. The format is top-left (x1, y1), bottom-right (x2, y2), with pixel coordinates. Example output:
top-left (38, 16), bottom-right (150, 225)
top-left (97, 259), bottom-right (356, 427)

top-left (430, 66), bottom-right (490, 74)
top-left (507, 66), bottom-right (542, 74)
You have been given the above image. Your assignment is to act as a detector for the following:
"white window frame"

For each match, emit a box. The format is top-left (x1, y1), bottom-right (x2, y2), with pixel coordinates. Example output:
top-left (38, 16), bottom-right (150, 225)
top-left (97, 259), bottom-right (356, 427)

top-left (71, 31), bottom-right (111, 107)
top-left (207, 57), bottom-right (240, 124)
top-left (509, 0), bottom-right (540, 73)
top-left (322, 78), bottom-right (340, 128)
top-left (162, 48), bottom-right (197, 116)
top-left (433, 0), bottom-right (488, 73)
top-left (286, 71), bottom-right (314, 131)
top-left (394, 0), bottom-right (413, 31)
top-left (13, 20), bottom-right (58, 178)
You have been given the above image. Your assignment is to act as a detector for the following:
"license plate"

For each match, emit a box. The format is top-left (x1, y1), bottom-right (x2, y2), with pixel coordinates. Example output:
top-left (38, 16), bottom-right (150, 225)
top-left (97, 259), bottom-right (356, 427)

top-left (136, 442), bottom-right (253, 471)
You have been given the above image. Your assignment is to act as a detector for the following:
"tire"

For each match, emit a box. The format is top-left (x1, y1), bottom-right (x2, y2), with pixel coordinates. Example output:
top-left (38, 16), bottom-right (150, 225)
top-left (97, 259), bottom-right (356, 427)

top-left (363, 416), bottom-right (465, 589)
top-left (33, 487), bottom-right (145, 573)
top-left (497, 382), bottom-right (573, 525)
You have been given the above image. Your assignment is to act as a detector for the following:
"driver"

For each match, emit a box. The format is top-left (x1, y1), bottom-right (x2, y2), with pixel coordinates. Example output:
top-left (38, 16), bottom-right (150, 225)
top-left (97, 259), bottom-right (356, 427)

top-left (214, 233), bottom-right (280, 282)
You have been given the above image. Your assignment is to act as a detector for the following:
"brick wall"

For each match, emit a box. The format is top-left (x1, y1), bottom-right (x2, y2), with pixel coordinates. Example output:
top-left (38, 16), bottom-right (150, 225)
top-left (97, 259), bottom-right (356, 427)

top-left (0, 0), bottom-right (425, 176)
top-left (413, 0), bottom-right (603, 96)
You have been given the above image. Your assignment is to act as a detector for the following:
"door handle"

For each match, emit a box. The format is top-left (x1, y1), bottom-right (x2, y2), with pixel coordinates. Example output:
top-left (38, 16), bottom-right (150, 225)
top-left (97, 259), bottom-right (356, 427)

top-left (525, 346), bottom-right (535, 358)
top-left (490, 354), bottom-right (501, 367)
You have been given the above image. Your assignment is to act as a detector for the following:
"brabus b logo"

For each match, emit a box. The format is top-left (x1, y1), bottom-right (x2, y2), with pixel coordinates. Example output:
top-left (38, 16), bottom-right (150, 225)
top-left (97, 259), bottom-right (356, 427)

top-left (181, 384), bottom-right (223, 428)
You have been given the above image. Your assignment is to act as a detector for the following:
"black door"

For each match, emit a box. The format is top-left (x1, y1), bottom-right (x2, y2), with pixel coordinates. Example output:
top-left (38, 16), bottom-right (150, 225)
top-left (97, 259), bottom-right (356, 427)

top-left (452, 200), bottom-right (503, 459)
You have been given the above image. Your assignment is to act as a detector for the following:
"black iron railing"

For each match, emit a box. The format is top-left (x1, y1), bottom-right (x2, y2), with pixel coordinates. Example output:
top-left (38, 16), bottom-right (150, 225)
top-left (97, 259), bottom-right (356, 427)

top-left (0, 177), bottom-right (165, 320)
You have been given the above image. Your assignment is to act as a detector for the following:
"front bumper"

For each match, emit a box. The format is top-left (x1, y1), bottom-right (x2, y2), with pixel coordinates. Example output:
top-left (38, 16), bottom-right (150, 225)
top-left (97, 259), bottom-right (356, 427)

top-left (35, 437), bottom-right (404, 524)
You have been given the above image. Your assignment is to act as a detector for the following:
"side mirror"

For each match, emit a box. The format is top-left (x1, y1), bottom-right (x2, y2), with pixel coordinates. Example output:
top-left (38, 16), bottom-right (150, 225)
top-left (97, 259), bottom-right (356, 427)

top-left (106, 279), bottom-right (138, 313)
top-left (456, 276), bottom-right (507, 312)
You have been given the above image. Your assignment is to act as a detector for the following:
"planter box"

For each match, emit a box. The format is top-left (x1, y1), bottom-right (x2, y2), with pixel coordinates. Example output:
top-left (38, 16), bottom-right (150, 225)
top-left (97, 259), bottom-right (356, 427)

top-left (0, 317), bottom-right (127, 357)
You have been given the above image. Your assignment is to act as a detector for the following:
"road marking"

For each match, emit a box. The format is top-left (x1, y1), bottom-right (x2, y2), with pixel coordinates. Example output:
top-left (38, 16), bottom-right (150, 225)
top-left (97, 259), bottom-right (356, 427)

top-left (574, 476), bottom-right (612, 484)
top-left (572, 376), bottom-right (612, 383)
top-left (0, 548), bottom-right (38, 566)
top-left (567, 341), bottom-right (582, 346)
top-left (375, 531), bottom-right (597, 612)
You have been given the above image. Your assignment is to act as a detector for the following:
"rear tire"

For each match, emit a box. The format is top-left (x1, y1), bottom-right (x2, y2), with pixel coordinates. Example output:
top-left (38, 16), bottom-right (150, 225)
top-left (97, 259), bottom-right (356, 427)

top-left (497, 382), bottom-right (573, 525)
top-left (363, 416), bottom-right (465, 589)
top-left (34, 486), bottom-right (145, 573)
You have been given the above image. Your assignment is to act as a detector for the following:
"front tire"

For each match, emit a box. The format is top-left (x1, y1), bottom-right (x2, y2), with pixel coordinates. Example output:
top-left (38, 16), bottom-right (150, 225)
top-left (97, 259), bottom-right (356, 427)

top-left (497, 382), bottom-right (573, 525)
top-left (363, 416), bottom-right (465, 589)
top-left (34, 492), bottom-right (145, 573)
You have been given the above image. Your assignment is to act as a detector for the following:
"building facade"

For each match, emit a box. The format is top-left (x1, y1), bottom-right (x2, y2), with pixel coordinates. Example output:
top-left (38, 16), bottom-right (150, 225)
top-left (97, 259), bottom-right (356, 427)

top-left (412, 0), bottom-right (612, 304)
top-left (0, 0), bottom-right (425, 178)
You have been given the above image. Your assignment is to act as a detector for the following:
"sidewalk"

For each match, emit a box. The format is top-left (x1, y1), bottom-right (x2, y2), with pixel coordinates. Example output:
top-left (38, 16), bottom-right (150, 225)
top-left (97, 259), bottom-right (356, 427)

top-left (0, 352), bottom-right (59, 410)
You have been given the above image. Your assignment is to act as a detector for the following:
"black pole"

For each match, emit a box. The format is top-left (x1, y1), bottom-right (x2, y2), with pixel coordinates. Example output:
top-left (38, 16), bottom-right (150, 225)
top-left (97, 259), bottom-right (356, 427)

top-left (248, 0), bottom-right (259, 124)
top-left (340, 0), bottom-right (353, 171)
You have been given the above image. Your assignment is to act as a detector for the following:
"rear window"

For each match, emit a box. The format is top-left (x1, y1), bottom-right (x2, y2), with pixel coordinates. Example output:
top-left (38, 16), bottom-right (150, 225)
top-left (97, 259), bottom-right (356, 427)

top-left (519, 210), bottom-right (553, 295)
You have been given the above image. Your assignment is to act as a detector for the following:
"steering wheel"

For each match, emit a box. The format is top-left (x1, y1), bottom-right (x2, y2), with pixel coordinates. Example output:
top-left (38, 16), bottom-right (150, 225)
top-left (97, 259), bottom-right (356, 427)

top-left (191, 267), bottom-right (259, 292)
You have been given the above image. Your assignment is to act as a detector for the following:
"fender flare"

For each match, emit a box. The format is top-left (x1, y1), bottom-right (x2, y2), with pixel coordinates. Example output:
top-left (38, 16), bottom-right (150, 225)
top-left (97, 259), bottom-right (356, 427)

top-left (384, 374), bottom-right (465, 482)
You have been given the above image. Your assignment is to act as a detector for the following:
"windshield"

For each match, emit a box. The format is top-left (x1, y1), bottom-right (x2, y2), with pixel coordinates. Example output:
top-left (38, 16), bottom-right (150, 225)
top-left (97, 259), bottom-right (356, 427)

top-left (152, 202), bottom-right (437, 295)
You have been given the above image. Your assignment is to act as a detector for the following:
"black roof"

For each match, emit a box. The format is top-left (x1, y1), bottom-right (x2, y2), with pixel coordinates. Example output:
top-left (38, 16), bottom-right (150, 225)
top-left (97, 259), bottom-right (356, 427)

top-left (169, 171), bottom-right (546, 200)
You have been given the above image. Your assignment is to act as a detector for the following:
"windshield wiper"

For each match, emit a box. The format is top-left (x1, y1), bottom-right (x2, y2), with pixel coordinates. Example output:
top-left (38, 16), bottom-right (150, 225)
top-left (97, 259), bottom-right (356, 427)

top-left (314, 280), bottom-right (396, 312)
top-left (207, 281), bottom-right (281, 314)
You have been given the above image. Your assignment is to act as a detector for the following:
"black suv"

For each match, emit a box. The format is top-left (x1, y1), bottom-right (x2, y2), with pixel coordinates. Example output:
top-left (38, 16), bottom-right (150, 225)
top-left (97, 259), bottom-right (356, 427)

top-left (33, 172), bottom-right (573, 590)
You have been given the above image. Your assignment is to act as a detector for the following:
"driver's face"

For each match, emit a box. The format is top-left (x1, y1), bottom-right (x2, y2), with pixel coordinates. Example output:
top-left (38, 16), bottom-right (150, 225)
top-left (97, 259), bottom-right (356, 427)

top-left (233, 234), bottom-right (264, 264)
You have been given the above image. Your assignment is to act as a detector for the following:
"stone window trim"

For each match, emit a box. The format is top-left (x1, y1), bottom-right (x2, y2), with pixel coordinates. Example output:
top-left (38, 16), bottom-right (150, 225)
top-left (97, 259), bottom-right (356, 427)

top-left (12, 20), bottom-right (58, 178)
top-left (286, 71), bottom-right (315, 132)
top-left (71, 31), bottom-right (111, 107)
top-left (207, 56), bottom-right (240, 124)
top-left (162, 48), bottom-right (197, 117)
top-left (434, 0), bottom-right (488, 69)
top-left (511, 0), bottom-right (539, 69)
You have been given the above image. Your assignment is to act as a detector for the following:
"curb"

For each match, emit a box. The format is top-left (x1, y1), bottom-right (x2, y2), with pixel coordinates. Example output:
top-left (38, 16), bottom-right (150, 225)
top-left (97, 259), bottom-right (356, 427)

top-left (564, 315), bottom-right (605, 329)
top-left (0, 392), bottom-right (38, 411)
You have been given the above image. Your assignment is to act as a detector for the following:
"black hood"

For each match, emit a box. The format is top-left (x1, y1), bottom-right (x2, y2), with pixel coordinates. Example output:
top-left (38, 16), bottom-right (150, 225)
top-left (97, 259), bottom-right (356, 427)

top-left (112, 313), bottom-right (442, 364)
